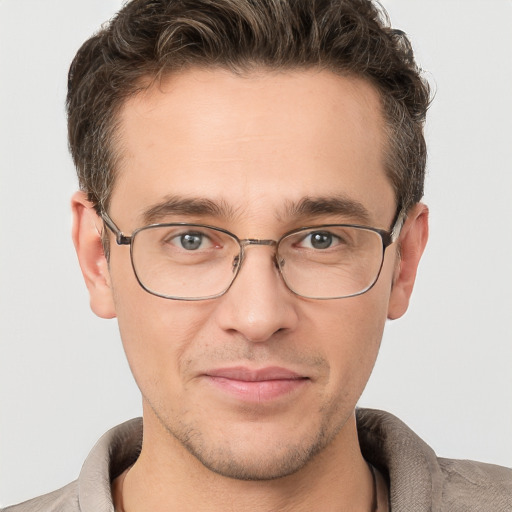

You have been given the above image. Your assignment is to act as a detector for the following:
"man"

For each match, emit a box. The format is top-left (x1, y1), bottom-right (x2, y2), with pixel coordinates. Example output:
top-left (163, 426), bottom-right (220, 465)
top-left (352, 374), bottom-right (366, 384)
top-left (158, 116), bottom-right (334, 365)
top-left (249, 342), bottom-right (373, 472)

top-left (2, 0), bottom-right (510, 510)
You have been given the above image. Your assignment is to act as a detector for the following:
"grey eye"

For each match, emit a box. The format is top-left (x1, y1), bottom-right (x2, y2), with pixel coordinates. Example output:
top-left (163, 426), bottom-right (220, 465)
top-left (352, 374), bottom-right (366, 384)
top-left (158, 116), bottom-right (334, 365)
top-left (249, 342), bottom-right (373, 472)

top-left (309, 232), bottom-right (334, 249)
top-left (180, 232), bottom-right (203, 250)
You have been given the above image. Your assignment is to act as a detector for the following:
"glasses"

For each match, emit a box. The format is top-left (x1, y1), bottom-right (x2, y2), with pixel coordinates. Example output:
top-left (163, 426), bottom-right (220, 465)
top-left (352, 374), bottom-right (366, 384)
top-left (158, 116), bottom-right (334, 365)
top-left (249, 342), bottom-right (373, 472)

top-left (101, 211), bottom-right (404, 301)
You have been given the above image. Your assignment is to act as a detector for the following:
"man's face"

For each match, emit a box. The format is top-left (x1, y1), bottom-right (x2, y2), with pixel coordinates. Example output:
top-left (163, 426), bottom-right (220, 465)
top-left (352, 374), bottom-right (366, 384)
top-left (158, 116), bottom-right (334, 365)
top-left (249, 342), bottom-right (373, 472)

top-left (89, 68), bottom-right (414, 479)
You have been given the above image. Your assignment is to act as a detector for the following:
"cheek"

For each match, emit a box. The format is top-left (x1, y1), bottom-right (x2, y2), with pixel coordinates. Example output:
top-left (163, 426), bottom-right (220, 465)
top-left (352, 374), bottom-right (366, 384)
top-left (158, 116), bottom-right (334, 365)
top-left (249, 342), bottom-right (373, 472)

top-left (109, 254), bottom-right (215, 395)
top-left (117, 298), bottom-right (220, 413)
top-left (304, 283), bottom-right (390, 400)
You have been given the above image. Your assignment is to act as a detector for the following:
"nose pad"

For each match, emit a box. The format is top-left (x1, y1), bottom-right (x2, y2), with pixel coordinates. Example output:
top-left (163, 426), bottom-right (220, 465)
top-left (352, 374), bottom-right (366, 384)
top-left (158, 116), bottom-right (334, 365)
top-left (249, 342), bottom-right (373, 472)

top-left (232, 253), bottom-right (241, 273)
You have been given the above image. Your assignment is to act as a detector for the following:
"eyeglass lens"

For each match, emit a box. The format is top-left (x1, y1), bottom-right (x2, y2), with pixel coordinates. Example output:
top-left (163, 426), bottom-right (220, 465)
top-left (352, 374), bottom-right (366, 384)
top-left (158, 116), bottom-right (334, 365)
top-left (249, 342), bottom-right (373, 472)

top-left (130, 224), bottom-right (386, 300)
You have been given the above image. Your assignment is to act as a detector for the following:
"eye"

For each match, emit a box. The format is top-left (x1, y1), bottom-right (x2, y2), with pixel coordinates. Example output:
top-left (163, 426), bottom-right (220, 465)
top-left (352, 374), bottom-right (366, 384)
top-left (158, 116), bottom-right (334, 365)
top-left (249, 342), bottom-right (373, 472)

top-left (168, 231), bottom-right (213, 251)
top-left (300, 231), bottom-right (340, 250)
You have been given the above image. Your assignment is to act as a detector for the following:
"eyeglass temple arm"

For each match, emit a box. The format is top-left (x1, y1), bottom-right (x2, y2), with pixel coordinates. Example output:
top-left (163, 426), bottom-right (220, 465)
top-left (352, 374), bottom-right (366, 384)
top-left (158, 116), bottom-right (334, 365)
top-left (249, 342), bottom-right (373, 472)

top-left (390, 207), bottom-right (407, 242)
top-left (100, 211), bottom-right (132, 245)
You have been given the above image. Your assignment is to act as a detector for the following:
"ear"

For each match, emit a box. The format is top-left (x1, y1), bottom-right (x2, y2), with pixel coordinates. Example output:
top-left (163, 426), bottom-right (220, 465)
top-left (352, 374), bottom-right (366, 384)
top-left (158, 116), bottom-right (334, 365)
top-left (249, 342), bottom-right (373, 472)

top-left (387, 203), bottom-right (429, 320)
top-left (71, 191), bottom-right (116, 319)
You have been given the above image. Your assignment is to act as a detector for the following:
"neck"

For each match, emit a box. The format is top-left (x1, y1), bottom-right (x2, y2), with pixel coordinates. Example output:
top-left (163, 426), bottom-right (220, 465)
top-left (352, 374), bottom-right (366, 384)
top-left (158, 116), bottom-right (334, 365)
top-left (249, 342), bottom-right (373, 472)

top-left (114, 409), bottom-right (377, 512)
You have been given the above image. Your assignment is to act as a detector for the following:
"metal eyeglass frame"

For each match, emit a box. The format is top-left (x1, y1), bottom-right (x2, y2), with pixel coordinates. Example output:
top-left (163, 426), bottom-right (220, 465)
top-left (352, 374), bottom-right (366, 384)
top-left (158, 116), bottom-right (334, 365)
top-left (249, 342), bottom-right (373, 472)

top-left (100, 208), bottom-right (406, 301)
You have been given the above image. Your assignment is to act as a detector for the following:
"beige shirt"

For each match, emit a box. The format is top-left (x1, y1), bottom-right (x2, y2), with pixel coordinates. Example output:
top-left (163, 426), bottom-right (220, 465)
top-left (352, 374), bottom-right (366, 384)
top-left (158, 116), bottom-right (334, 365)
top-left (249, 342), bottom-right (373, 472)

top-left (3, 409), bottom-right (511, 511)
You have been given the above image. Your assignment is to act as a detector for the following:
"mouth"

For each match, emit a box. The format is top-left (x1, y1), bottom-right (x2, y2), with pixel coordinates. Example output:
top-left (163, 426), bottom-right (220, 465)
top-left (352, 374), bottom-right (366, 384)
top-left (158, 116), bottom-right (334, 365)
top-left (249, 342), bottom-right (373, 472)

top-left (202, 366), bottom-right (310, 402)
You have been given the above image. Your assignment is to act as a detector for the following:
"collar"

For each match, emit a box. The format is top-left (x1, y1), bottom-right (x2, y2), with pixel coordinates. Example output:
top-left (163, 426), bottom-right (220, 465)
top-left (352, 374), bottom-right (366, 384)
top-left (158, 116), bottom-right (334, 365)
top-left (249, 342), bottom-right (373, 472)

top-left (77, 409), bottom-right (442, 511)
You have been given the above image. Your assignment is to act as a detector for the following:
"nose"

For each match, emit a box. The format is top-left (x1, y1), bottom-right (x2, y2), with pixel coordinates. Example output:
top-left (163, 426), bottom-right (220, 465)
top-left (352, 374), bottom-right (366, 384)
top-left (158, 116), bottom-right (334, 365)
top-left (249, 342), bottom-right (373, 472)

top-left (214, 244), bottom-right (299, 342)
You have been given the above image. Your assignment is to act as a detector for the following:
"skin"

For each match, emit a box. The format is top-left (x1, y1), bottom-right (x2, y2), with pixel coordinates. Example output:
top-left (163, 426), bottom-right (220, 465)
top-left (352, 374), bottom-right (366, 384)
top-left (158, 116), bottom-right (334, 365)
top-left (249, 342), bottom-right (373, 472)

top-left (72, 68), bottom-right (428, 511)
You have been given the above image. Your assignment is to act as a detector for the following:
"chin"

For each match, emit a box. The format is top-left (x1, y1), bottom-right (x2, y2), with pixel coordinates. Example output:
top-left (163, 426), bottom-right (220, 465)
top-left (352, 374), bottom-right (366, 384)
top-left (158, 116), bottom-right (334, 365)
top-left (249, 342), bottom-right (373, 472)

top-left (174, 419), bottom-right (339, 481)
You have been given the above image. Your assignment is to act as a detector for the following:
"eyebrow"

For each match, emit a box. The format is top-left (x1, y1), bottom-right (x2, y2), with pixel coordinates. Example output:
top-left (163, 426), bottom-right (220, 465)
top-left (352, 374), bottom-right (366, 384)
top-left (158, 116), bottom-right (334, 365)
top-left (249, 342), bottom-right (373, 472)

top-left (283, 196), bottom-right (372, 224)
top-left (140, 194), bottom-right (372, 226)
top-left (141, 196), bottom-right (238, 225)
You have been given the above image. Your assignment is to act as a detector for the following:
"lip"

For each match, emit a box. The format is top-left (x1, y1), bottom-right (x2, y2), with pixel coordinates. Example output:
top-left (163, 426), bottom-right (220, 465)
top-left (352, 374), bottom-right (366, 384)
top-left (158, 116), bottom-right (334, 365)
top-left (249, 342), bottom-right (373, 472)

top-left (202, 366), bottom-right (309, 402)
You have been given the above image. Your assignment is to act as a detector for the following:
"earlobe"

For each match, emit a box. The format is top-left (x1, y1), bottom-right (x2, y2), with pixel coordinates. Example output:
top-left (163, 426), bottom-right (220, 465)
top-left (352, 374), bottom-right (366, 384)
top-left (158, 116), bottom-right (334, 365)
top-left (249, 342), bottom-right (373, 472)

top-left (387, 203), bottom-right (429, 320)
top-left (71, 191), bottom-right (116, 319)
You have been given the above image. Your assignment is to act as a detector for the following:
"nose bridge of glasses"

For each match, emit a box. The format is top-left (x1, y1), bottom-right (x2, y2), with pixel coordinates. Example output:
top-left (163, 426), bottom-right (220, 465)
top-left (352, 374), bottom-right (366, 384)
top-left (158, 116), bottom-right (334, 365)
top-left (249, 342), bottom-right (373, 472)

top-left (239, 238), bottom-right (278, 248)
top-left (234, 238), bottom-right (280, 274)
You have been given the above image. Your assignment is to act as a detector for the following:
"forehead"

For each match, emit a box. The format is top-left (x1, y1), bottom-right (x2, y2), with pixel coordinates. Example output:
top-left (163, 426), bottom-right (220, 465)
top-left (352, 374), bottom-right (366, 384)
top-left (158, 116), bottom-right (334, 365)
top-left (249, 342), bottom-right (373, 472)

top-left (111, 68), bottom-right (395, 228)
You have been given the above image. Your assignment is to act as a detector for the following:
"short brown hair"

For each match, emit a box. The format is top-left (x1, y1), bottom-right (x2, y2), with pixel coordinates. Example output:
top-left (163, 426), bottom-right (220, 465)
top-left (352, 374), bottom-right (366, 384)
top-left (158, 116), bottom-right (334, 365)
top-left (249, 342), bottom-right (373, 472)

top-left (67, 0), bottom-right (430, 215)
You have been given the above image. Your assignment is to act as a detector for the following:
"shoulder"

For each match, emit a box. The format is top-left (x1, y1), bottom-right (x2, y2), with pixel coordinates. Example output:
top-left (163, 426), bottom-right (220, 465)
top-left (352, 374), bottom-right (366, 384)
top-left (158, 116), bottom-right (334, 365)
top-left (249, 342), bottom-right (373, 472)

top-left (1, 481), bottom-right (79, 512)
top-left (438, 457), bottom-right (512, 511)
top-left (1, 419), bottom-right (141, 512)
top-left (356, 408), bottom-right (512, 511)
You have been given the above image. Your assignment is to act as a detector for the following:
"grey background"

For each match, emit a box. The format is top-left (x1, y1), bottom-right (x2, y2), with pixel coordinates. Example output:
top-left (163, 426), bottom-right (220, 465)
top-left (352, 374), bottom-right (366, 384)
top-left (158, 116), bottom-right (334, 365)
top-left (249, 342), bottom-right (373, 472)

top-left (1, 0), bottom-right (511, 506)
